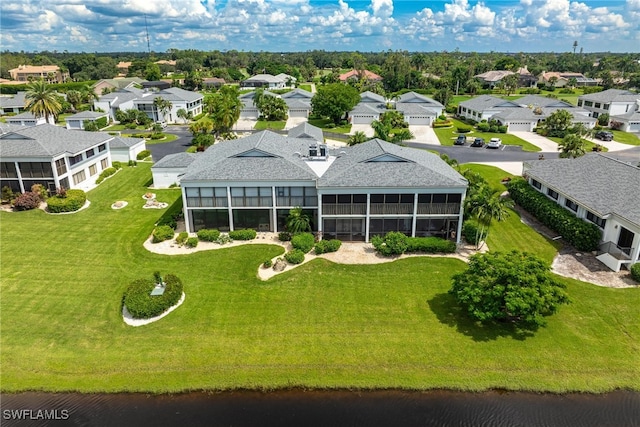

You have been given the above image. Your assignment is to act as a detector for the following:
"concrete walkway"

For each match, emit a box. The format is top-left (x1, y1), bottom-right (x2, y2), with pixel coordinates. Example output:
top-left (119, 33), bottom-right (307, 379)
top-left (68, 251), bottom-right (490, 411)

top-left (510, 131), bottom-right (559, 152)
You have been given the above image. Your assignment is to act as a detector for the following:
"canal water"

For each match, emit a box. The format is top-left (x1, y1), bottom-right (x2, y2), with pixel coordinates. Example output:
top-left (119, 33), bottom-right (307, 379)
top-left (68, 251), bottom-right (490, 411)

top-left (1, 390), bottom-right (639, 426)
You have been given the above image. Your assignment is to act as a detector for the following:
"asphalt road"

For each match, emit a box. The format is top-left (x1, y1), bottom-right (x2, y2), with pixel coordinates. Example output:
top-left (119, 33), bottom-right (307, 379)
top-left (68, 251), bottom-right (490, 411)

top-left (145, 125), bottom-right (193, 162)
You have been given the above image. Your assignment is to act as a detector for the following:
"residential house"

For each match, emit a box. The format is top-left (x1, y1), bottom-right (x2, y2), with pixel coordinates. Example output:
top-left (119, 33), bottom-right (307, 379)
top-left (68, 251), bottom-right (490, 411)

top-left (339, 70), bottom-right (383, 83)
top-left (4, 112), bottom-right (55, 127)
top-left (281, 88), bottom-right (313, 118)
top-left (611, 110), bottom-right (640, 133)
top-left (286, 121), bottom-right (324, 142)
top-left (275, 73), bottom-right (297, 87)
top-left (116, 61), bottom-right (132, 76)
top-left (349, 91), bottom-right (387, 124)
top-left (92, 77), bottom-right (146, 96)
top-left (109, 136), bottom-right (147, 163)
top-left (151, 152), bottom-right (199, 188)
top-left (93, 88), bottom-right (144, 122)
top-left (394, 92), bottom-right (444, 126)
top-left (516, 66), bottom-right (538, 88)
top-left (66, 111), bottom-right (110, 130)
top-left (538, 71), bottom-right (598, 88)
top-left (577, 89), bottom-right (640, 120)
top-left (0, 124), bottom-right (112, 193)
top-left (202, 77), bottom-right (226, 89)
top-left (474, 70), bottom-right (515, 88)
top-left (8, 65), bottom-right (69, 83)
top-left (523, 154), bottom-right (640, 272)
top-left (0, 92), bottom-right (28, 115)
top-left (174, 128), bottom-right (467, 242)
top-left (457, 95), bottom-right (522, 122)
top-left (238, 90), bottom-right (279, 119)
top-left (241, 74), bottom-right (288, 89)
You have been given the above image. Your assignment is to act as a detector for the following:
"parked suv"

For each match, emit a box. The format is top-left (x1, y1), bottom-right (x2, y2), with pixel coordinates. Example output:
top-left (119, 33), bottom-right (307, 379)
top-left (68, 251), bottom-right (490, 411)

top-left (595, 131), bottom-right (613, 141)
top-left (487, 137), bottom-right (502, 149)
top-left (454, 135), bottom-right (466, 145)
top-left (471, 137), bottom-right (485, 147)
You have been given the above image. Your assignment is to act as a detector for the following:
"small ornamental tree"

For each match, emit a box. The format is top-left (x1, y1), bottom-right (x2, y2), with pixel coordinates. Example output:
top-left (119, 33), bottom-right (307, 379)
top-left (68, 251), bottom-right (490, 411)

top-left (450, 251), bottom-right (570, 328)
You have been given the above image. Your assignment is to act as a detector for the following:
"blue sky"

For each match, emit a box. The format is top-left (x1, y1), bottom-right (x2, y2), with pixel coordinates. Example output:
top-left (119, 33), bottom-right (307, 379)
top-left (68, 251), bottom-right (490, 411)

top-left (1, 0), bottom-right (639, 53)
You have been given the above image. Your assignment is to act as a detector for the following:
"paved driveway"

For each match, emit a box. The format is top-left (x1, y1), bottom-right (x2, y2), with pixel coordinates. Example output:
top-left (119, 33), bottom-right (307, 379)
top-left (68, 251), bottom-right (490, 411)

top-left (585, 136), bottom-right (632, 152)
top-left (510, 131), bottom-right (559, 152)
top-left (284, 117), bottom-right (307, 130)
top-left (350, 123), bottom-right (374, 137)
top-left (408, 126), bottom-right (440, 145)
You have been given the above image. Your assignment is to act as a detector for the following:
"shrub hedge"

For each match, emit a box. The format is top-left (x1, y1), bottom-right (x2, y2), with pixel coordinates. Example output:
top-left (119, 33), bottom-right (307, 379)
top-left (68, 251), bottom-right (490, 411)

top-left (152, 225), bottom-right (175, 243)
top-left (123, 274), bottom-right (183, 319)
top-left (462, 219), bottom-right (487, 245)
top-left (291, 232), bottom-right (315, 253)
top-left (406, 237), bottom-right (456, 253)
top-left (285, 249), bottom-right (305, 264)
top-left (507, 178), bottom-right (601, 251)
top-left (197, 229), bottom-right (220, 242)
top-left (95, 167), bottom-right (117, 184)
top-left (229, 229), bottom-right (257, 240)
top-left (314, 239), bottom-right (342, 254)
top-left (631, 263), bottom-right (640, 282)
top-left (137, 150), bottom-right (151, 160)
top-left (46, 189), bottom-right (87, 213)
top-left (371, 231), bottom-right (409, 256)
top-left (185, 237), bottom-right (198, 248)
top-left (278, 231), bottom-right (292, 241)
top-left (13, 191), bottom-right (42, 211)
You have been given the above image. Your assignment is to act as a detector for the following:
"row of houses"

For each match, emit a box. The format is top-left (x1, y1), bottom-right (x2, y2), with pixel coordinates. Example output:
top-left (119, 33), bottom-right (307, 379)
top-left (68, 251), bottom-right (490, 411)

top-left (474, 68), bottom-right (600, 88)
top-left (349, 91), bottom-right (444, 125)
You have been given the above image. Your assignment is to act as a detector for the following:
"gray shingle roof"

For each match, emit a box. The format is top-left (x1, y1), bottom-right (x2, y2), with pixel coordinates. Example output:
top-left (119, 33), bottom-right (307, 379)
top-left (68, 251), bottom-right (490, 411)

top-left (152, 152), bottom-right (199, 168)
top-left (359, 91), bottom-right (386, 103)
top-left (458, 95), bottom-right (521, 111)
top-left (244, 74), bottom-right (285, 83)
top-left (318, 139), bottom-right (467, 188)
top-left (514, 95), bottom-right (575, 108)
top-left (284, 98), bottom-right (311, 109)
top-left (0, 92), bottom-right (26, 109)
top-left (578, 89), bottom-right (639, 103)
top-left (0, 124), bottom-right (112, 158)
top-left (396, 92), bottom-right (444, 108)
top-left (525, 154), bottom-right (640, 227)
top-left (281, 88), bottom-right (312, 99)
top-left (6, 111), bottom-right (39, 120)
top-left (395, 103), bottom-right (438, 116)
top-left (611, 110), bottom-right (640, 121)
top-left (287, 122), bottom-right (323, 142)
top-left (350, 103), bottom-right (385, 115)
top-left (66, 111), bottom-right (109, 120)
top-left (110, 136), bottom-right (145, 148)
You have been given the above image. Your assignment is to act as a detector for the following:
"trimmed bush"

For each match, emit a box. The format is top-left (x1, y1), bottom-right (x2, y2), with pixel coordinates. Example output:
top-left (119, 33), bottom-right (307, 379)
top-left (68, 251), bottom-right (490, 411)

top-left (406, 237), bottom-right (456, 253)
top-left (477, 122), bottom-right (490, 132)
top-left (13, 191), bottom-right (41, 211)
top-left (216, 234), bottom-right (232, 245)
top-left (96, 167), bottom-right (117, 184)
top-left (46, 189), bottom-right (87, 213)
top-left (371, 231), bottom-right (409, 256)
top-left (291, 232), bottom-right (315, 253)
top-left (314, 239), bottom-right (342, 254)
top-left (123, 273), bottom-right (183, 319)
top-left (278, 231), bottom-right (292, 242)
top-left (263, 259), bottom-right (273, 268)
top-left (507, 178), bottom-right (601, 251)
top-left (284, 249), bottom-right (305, 264)
top-left (175, 232), bottom-right (188, 245)
top-left (197, 229), bottom-right (221, 242)
top-left (462, 220), bottom-right (488, 246)
top-left (631, 263), bottom-right (640, 282)
top-left (185, 237), bottom-right (198, 248)
top-left (152, 225), bottom-right (175, 243)
top-left (112, 161), bottom-right (122, 170)
top-left (229, 229), bottom-right (257, 240)
top-left (432, 121), bottom-right (453, 128)
top-left (456, 125), bottom-right (472, 133)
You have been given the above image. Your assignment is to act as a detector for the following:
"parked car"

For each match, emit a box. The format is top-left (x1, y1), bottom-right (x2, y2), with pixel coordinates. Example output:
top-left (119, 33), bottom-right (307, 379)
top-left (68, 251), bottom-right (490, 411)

top-left (471, 137), bottom-right (485, 147)
top-left (454, 135), bottom-right (466, 145)
top-left (156, 121), bottom-right (167, 129)
top-left (487, 137), bottom-right (502, 149)
top-left (595, 131), bottom-right (613, 141)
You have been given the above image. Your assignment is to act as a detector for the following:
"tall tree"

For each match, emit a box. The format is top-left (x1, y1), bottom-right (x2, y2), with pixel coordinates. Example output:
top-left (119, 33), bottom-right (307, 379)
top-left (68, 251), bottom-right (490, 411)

top-left (25, 80), bottom-right (62, 123)
top-left (153, 96), bottom-right (172, 122)
top-left (543, 109), bottom-right (573, 138)
top-left (558, 134), bottom-right (586, 159)
top-left (381, 50), bottom-right (411, 92)
top-left (311, 83), bottom-right (360, 124)
top-left (210, 85), bottom-right (242, 137)
top-left (465, 184), bottom-right (513, 249)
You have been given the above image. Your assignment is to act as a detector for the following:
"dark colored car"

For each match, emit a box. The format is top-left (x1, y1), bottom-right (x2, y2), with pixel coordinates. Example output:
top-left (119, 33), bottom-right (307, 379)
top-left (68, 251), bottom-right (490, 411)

top-left (454, 135), bottom-right (466, 145)
top-left (595, 131), bottom-right (613, 141)
top-left (471, 137), bottom-right (485, 147)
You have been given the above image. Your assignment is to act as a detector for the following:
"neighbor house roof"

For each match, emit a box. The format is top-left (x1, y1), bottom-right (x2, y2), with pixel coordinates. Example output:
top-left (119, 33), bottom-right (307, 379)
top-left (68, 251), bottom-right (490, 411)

top-left (152, 152), bottom-right (199, 169)
top-left (339, 70), bottom-right (382, 82)
top-left (579, 89), bottom-right (639, 103)
top-left (281, 88), bottom-right (313, 99)
top-left (243, 74), bottom-right (285, 84)
top-left (396, 92), bottom-right (444, 108)
top-left (525, 154), bottom-right (640, 227)
top-left (109, 136), bottom-right (145, 149)
top-left (0, 124), bottom-right (112, 158)
top-left (474, 70), bottom-right (515, 82)
top-left (359, 91), bottom-right (386, 104)
top-left (92, 77), bottom-right (145, 90)
top-left (611, 110), bottom-right (640, 121)
top-left (0, 92), bottom-right (27, 109)
top-left (458, 95), bottom-right (521, 111)
top-left (287, 122), bottom-right (323, 142)
top-left (66, 111), bottom-right (109, 120)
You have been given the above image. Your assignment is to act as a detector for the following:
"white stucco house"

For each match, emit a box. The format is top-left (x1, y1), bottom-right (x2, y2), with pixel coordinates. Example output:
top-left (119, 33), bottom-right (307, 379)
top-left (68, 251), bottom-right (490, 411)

top-left (109, 136), bottom-right (147, 163)
top-left (4, 112), bottom-right (55, 127)
top-left (151, 152), bottom-right (199, 188)
top-left (577, 89), bottom-right (640, 119)
top-left (66, 111), bottom-right (110, 130)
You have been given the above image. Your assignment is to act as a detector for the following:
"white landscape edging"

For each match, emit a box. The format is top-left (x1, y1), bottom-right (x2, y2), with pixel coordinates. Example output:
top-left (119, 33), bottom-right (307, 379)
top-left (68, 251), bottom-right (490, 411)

top-left (122, 292), bottom-right (186, 327)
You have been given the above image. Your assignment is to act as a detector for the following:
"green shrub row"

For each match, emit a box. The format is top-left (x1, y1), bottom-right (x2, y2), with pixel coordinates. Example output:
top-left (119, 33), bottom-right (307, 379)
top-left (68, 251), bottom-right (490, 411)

top-left (456, 125), bottom-right (472, 133)
top-left (372, 232), bottom-right (455, 256)
top-left (285, 249), bottom-right (305, 264)
top-left (95, 167), bottom-right (117, 184)
top-left (631, 263), bottom-right (640, 282)
top-left (507, 178), bottom-right (601, 251)
top-left (462, 220), bottom-right (487, 245)
top-left (371, 231), bottom-right (409, 256)
top-left (314, 239), bottom-right (341, 254)
top-left (291, 232), bottom-right (315, 253)
top-left (197, 229), bottom-right (220, 242)
top-left (123, 274), bottom-right (183, 319)
top-left (175, 232), bottom-right (188, 245)
top-left (136, 150), bottom-right (151, 160)
top-left (46, 189), bottom-right (86, 213)
top-left (185, 237), bottom-right (198, 248)
top-left (229, 229), bottom-right (257, 240)
top-left (152, 225), bottom-right (175, 243)
top-left (432, 121), bottom-right (452, 128)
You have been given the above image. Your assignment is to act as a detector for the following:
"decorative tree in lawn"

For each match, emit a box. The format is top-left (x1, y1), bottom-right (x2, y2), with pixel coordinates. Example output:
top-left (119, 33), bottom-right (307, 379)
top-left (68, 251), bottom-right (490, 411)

top-left (311, 83), bottom-right (360, 124)
top-left (558, 134), bottom-right (586, 158)
top-left (542, 109), bottom-right (573, 138)
top-left (450, 251), bottom-right (570, 328)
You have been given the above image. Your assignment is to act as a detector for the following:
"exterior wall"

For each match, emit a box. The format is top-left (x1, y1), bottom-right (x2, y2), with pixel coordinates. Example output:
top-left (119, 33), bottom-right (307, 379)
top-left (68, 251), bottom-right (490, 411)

top-left (66, 119), bottom-right (84, 130)
top-left (507, 121), bottom-right (535, 132)
top-left (152, 168), bottom-right (185, 188)
top-left (577, 99), bottom-right (638, 118)
top-left (111, 142), bottom-right (145, 163)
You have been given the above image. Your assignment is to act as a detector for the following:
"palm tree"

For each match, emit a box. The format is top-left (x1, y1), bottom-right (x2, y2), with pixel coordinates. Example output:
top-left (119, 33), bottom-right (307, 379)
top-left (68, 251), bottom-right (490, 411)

top-left (25, 80), bottom-right (63, 123)
top-left (66, 90), bottom-right (83, 111)
top-left (285, 207), bottom-right (311, 234)
top-left (153, 96), bottom-right (172, 122)
top-left (466, 184), bottom-right (514, 249)
top-left (558, 134), bottom-right (586, 158)
top-left (177, 108), bottom-right (190, 124)
top-left (347, 131), bottom-right (369, 146)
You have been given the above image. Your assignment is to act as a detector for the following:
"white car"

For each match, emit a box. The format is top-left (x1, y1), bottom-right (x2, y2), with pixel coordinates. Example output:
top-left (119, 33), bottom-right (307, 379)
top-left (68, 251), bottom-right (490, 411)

top-left (488, 137), bottom-right (502, 149)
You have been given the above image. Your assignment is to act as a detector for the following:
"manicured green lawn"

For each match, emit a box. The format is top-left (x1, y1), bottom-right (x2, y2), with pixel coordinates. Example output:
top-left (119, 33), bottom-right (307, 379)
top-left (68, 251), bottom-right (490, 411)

top-left (308, 118), bottom-right (352, 134)
top-left (547, 136), bottom-right (607, 153)
top-left (144, 133), bottom-right (179, 144)
top-left (299, 84), bottom-right (312, 92)
top-left (611, 130), bottom-right (640, 146)
top-left (105, 124), bottom-right (149, 131)
top-left (434, 118), bottom-right (540, 152)
top-left (254, 119), bottom-right (286, 130)
top-left (1, 164), bottom-right (638, 393)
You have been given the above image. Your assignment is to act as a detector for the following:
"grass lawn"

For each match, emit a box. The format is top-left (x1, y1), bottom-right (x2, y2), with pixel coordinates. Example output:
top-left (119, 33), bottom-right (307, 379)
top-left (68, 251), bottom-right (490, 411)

top-left (254, 119), bottom-right (286, 130)
top-left (433, 118), bottom-right (541, 152)
top-left (144, 133), bottom-right (179, 145)
top-left (308, 118), bottom-right (352, 134)
top-left (299, 84), bottom-right (312, 92)
top-left (547, 136), bottom-right (607, 153)
top-left (105, 124), bottom-right (149, 131)
top-left (611, 130), bottom-right (640, 146)
top-left (1, 164), bottom-right (638, 394)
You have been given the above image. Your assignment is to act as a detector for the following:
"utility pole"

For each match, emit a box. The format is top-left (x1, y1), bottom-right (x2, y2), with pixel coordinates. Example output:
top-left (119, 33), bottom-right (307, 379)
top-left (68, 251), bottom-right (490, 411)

top-left (144, 14), bottom-right (151, 56)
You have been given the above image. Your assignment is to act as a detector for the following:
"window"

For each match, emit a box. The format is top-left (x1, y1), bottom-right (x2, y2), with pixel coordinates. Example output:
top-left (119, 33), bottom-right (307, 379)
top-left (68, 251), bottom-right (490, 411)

top-left (595, 103), bottom-right (601, 109)
top-left (603, 104), bottom-right (609, 110)
top-left (101, 158), bottom-right (108, 169)
top-left (59, 177), bottom-right (69, 190)
top-left (72, 170), bottom-right (86, 185)
top-left (565, 198), bottom-right (578, 212)
top-left (18, 162), bottom-right (52, 178)
top-left (85, 148), bottom-right (95, 158)
top-left (89, 164), bottom-right (97, 176)
top-left (532, 179), bottom-right (542, 190)
top-left (0, 162), bottom-right (17, 178)
top-left (55, 158), bottom-right (67, 176)
top-left (547, 189), bottom-right (558, 200)
top-left (98, 144), bottom-right (107, 152)
top-left (186, 187), bottom-right (228, 208)
top-left (586, 211), bottom-right (606, 229)
top-left (69, 154), bottom-right (83, 166)
top-left (276, 187), bottom-right (317, 207)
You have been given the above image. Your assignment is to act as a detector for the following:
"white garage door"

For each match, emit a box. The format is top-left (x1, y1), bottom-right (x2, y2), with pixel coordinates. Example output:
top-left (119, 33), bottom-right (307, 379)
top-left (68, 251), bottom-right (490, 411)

top-left (407, 115), bottom-right (431, 125)
top-left (240, 109), bottom-right (259, 119)
top-left (288, 109), bottom-right (308, 118)
top-left (508, 121), bottom-right (532, 132)
top-left (352, 114), bottom-right (376, 124)
top-left (628, 122), bottom-right (640, 132)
